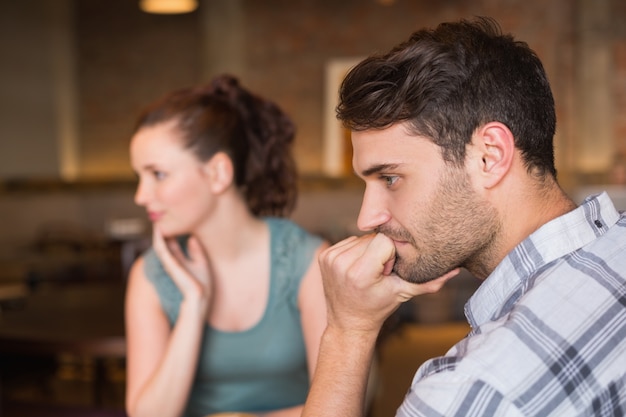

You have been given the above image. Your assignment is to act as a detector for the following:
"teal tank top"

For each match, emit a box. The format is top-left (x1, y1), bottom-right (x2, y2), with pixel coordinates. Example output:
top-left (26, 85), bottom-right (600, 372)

top-left (142, 217), bottom-right (323, 417)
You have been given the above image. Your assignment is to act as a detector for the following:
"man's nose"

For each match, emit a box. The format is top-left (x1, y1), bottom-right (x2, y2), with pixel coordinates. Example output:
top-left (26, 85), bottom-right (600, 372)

top-left (356, 188), bottom-right (390, 232)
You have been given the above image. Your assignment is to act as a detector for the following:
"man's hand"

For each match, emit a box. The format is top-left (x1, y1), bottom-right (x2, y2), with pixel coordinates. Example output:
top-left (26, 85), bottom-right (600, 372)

top-left (319, 233), bottom-right (459, 334)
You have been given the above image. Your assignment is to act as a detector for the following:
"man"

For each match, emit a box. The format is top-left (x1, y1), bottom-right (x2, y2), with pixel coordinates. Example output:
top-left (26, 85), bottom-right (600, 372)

top-left (303, 17), bottom-right (626, 417)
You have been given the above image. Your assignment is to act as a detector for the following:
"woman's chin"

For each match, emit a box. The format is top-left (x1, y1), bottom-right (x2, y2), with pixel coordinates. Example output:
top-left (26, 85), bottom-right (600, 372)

top-left (156, 224), bottom-right (190, 238)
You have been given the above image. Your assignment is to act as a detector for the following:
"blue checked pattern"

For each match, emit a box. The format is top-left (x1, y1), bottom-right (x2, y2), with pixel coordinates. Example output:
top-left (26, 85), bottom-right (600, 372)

top-left (397, 192), bottom-right (626, 416)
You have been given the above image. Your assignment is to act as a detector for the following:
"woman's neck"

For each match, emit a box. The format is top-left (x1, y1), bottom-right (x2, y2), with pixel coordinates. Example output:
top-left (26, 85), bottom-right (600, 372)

top-left (194, 197), bottom-right (268, 263)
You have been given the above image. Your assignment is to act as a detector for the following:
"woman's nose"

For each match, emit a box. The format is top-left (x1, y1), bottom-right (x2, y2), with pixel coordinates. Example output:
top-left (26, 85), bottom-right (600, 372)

top-left (134, 179), bottom-right (149, 206)
top-left (356, 188), bottom-right (390, 232)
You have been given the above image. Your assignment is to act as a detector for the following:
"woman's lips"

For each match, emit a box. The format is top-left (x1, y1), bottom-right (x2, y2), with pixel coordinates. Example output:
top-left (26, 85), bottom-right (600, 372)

top-left (147, 211), bottom-right (163, 222)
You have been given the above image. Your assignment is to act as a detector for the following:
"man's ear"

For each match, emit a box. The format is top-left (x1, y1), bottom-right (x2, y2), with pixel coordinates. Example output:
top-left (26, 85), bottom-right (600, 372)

top-left (203, 152), bottom-right (234, 194)
top-left (471, 122), bottom-right (515, 189)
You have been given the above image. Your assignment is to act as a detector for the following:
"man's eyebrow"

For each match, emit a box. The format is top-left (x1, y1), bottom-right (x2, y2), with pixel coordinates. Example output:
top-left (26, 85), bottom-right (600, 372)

top-left (359, 163), bottom-right (401, 177)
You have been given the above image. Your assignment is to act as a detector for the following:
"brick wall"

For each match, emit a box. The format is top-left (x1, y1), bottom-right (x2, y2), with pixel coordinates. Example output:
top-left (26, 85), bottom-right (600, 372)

top-left (1, 0), bottom-right (625, 248)
top-left (69, 0), bottom-right (625, 183)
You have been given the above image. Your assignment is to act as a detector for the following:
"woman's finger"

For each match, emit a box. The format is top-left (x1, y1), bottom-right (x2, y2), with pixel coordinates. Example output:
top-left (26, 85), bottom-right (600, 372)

top-left (186, 237), bottom-right (207, 266)
top-left (185, 237), bottom-right (212, 285)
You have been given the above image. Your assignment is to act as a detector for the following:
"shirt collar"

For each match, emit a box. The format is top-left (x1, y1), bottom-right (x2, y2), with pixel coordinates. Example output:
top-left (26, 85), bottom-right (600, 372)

top-left (465, 192), bottom-right (621, 329)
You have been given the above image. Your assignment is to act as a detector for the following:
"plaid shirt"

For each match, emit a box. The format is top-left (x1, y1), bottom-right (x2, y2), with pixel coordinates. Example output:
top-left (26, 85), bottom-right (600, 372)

top-left (398, 192), bottom-right (626, 416)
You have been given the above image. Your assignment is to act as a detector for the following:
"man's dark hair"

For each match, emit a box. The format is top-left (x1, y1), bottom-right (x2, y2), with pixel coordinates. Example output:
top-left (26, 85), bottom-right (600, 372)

top-left (337, 16), bottom-right (557, 178)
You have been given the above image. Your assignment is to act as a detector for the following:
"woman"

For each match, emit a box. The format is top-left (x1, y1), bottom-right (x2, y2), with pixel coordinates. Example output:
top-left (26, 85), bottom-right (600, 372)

top-left (125, 75), bottom-right (328, 417)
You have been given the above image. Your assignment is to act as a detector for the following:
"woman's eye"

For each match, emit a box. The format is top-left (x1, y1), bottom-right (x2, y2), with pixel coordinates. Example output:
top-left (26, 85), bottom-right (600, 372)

top-left (153, 170), bottom-right (167, 180)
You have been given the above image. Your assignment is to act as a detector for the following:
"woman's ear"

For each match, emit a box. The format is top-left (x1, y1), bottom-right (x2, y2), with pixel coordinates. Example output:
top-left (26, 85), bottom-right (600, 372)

top-left (471, 122), bottom-right (515, 189)
top-left (203, 152), bottom-right (234, 194)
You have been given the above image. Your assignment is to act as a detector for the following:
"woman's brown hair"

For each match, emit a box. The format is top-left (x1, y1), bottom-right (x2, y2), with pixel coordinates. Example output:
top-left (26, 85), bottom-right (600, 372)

top-left (134, 75), bottom-right (298, 217)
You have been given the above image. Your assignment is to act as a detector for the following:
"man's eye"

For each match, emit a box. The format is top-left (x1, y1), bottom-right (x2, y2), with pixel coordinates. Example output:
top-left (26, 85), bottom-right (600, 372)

top-left (382, 175), bottom-right (398, 187)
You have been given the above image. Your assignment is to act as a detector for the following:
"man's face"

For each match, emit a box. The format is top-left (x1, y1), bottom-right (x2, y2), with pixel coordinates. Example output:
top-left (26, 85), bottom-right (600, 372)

top-left (352, 123), bottom-right (499, 283)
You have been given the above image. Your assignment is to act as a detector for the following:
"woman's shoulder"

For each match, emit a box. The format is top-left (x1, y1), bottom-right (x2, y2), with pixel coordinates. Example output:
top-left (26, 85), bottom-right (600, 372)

top-left (265, 217), bottom-right (323, 249)
top-left (136, 243), bottom-right (182, 322)
top-left (265, 217), bottom-right (323, 278)
top-left (139, 235), bottom-right (190, 274)
top-left (138, 245), bottom-right (180, 292)
top-left (139, 245), bottom-right (161, 276)
top-left (265, 216), bottom-right (318, 237)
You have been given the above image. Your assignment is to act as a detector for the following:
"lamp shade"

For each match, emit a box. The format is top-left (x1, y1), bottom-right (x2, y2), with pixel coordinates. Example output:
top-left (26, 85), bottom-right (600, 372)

top-left (139, 0), bottom-right (198, 14)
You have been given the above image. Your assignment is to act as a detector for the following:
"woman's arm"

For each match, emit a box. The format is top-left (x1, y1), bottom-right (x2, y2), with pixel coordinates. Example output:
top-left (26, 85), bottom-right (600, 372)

top-left (299, 241), bottom-right (330, 378)
top-left (125, 231), bottom-right (212, 417)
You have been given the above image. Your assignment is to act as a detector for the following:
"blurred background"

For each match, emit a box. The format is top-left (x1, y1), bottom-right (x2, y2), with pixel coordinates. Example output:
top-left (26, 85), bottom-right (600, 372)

top-left (0, 0), bottom-right (625, 416)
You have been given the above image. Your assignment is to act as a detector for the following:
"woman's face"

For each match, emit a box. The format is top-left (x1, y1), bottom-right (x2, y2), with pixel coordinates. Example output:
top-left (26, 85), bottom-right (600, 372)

top-left (130, 120), bottom-right (217, 236)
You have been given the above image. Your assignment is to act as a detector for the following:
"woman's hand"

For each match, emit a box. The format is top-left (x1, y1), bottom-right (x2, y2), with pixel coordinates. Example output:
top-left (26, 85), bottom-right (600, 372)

top-left (125, 229), bottom-right (213, 417)
top-left (152, 228), bottom-right (213, 308)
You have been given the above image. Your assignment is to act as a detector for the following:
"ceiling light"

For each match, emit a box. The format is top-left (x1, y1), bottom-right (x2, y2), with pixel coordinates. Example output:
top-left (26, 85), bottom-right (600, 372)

top-left (139, 0), bottom-right (198, 14)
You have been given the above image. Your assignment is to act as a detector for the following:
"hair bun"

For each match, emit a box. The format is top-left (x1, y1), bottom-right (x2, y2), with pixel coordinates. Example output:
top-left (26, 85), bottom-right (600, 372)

top-left (204, 74), bottom-right (242, 103)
